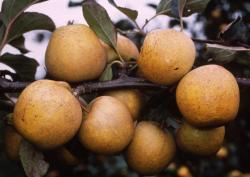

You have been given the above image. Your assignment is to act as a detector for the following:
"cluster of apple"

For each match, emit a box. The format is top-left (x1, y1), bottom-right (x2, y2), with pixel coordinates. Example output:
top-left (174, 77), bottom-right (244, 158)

top-left (4, 24), bottom-right (239, 176)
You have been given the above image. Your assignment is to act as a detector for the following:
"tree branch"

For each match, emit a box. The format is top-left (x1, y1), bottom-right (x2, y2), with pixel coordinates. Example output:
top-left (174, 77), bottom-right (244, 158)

top-left (74, 76), bottom-right (167, 95)
top-left (0, 78), bottom-right (30, 92)
top-left (1, 76), bottom-right (250, 95)
top-left (236, 78), bottom-right (250, 86)
top-left (0, 76), bottom-right (167, 94)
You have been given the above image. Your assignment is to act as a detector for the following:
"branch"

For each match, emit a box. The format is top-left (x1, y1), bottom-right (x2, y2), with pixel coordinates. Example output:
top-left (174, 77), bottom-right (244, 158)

top-left (0, 76), bottom-right (167, 94)
top-left (1, 76), bottom-right (250, 95)
top-left (236, 78), bottom-right (250, 86)
top-left (74, 76), bottom-right (167, 95)
top-left (0, 78), bottom-right (30, 92)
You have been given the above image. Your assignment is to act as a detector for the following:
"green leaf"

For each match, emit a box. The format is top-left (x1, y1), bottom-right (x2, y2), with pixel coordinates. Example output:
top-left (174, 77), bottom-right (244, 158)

top-left (0, 25), bottom-right (5, 43)
top-left (207, 44), bottom-right (250, 52)
top-left (108, 0), bottom-right (138, 21)
top-left (206, 45), bottom-right (237, 63)
top-left (156, 0), bottom-right (211, 18)
top-left (1, 0), bottom-right (48, 25)
top-left (82, 0), bottom-right (117, 50)
top-left (99, 64), bottom-right (113, 81)
top-left (156, 0), bottom-right (172, 16)
top-left (9, 36), bottom-right (29, 53)
top-left (0, 53), bottom-right (39, 81)
top-left (19, 140), bottom-right (49, 177)
top-left (147, 3), bottom-right (157, 9)
top-left (219, 17), bottom-right (248, 43)
top-left (235, 52), bottom-right (250, 67)
top-left (184, 0), bottom-right (211, 16)
top-left (7, 12), bottom-right (55, 43)
top-left (206, 44), bottom-right (250, 63)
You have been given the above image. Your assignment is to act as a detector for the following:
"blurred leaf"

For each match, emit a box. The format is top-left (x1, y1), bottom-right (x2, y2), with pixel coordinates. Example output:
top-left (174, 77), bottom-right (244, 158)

top-left (5, 113), bottom-right (14, 125)
top-left (108, 0), bottom-right (138, 21)
top-left (7, 12), bottom-right (55, 43)
top-left (115, 19), bottom-right (135, 31)
top-left (170, 0), bottom-right (179, 17)
top-left (206, 45), bottom-right (237, 63)
top-left (0, 25), bottom-right (5, 43)
top-left (235, 52), bottom-right (250, 67)
top-left (207, 44), bottom-right (250, 51)
top-left (99, 64), bottom-right (113, 81)
top-left (206, 44), bottom-right (250, 64)
top-left (0, 53), bottom-right (39, 81)
top-left (156, 0), bottom-right (211, 18)
top-left (147, 3), bottom-right (157, 9)
top-left (219, 17), bottom-right (248, 43)
top-left (184, 0), bottom-right (211, 16)
top-left (68, 1), bottom-right (82, 7)
top-left (0, 0), bottom-right (48, 25)
top-left (156, 0), bottom-right (172, 17)
top-left (9, 36), bottom-right (29, 54)
top-left (82, 0), bottom-right (117, 50)
top-left (19, 140), bottom-right (49, 177)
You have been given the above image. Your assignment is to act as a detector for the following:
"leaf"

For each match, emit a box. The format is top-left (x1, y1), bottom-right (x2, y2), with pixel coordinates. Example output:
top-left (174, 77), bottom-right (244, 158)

top-left (235, 52), bottom-right (250, 67)
top-left (184, 0), bottom-right (211, 16)
top-left (206, 45), bottom-right (237, 63)
top-left (0, 0), bottom-right (48, 25)
top-left (19, 140), bottom-right (49, 177)
top-left (108, 0), bottom-right (138, 21)
top-left (206, 44), bottom-right (250, 63)
top-left (9, 36), bottom-right (29, 53)
top-left (156, 0), bottom-right (172, 16)
top-left (0, 53), bottom-right (39, 81)
top-left (0, 25), bottom-right (6, 43)
top-left (219, 17), bottom-right (248, 43)
top-left (99, 64), bottom-right (113, 81)
top-left (7, 12), bottom-right (55, 43)
top-left (207, 44), bottom-right (250, 51)
top-left (156, 0), bottom-right (211, 18)
top-left (147, 3), bottom-right (157, 9)
top-left (82, 0), bottom-right (117, 50)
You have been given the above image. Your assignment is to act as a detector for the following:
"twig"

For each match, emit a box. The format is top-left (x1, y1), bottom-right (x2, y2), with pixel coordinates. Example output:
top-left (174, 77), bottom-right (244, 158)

top-left (0, 78), bottom-right (30, 92)
top-left (236, 78), bottom-right (250, 86)
top-left (132, 21), bottom-right (145, 36)
top-left (179, 0), bottom-right (187, 32)
top-left (77, 97), bottom-right (89, 113)
top-left (141, 10), bottom-right (169, 31)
